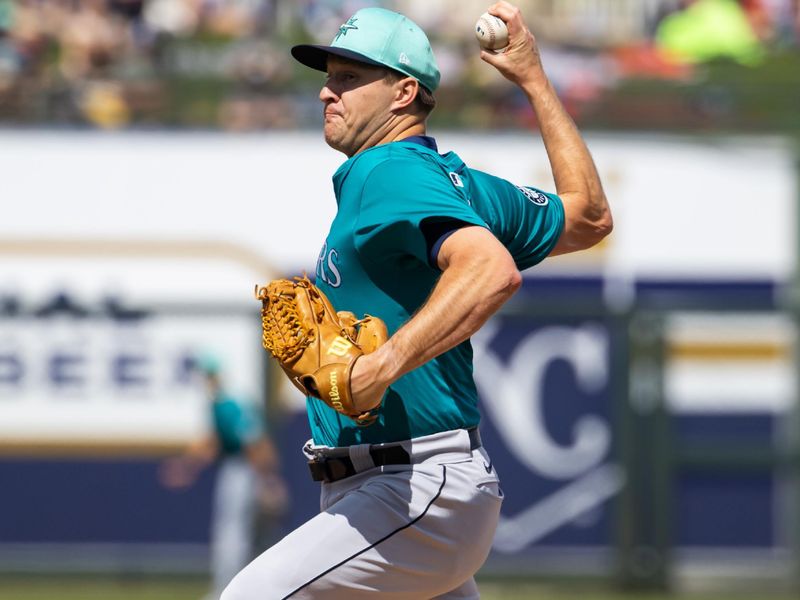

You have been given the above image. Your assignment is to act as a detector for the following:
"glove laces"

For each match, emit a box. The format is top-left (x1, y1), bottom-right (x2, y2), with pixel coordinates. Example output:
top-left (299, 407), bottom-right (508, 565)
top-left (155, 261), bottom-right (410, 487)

top-left (255, 282), bottom-right (312, 361)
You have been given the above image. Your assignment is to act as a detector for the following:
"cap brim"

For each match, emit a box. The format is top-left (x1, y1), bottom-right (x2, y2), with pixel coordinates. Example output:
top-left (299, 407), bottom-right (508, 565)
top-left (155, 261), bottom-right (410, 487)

top-left (291, 44), bottom-right (386, 72)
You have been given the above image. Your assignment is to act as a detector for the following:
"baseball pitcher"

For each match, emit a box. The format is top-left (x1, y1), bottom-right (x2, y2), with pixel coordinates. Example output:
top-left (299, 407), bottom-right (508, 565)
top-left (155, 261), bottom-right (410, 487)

top-left (225, 2), bottom-right (612, 598)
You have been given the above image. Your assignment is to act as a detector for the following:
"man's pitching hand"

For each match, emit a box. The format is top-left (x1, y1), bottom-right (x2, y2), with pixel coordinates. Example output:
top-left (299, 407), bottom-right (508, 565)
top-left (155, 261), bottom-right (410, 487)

top-left (349, 350), bottom-right (391, 418)
top-left (480, 2), bottom-right (544, 86)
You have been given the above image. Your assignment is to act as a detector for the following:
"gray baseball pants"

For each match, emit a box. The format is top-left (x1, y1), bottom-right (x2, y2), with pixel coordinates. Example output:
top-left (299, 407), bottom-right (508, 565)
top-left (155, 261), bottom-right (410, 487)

top-left (221, 428), bottom-right (502, 599)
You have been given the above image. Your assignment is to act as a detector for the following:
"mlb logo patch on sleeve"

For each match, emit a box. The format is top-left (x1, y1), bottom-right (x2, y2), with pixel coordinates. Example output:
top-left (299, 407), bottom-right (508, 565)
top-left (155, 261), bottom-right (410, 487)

top-left (516, 185), bottom-right (549, 206)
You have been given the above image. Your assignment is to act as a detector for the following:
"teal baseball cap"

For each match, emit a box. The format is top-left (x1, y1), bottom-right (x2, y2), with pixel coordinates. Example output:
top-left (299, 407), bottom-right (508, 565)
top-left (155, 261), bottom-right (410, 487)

top-left (291, 7), bottom-right (440, 93)
top-left (194, 352), bottom-right (222, 375)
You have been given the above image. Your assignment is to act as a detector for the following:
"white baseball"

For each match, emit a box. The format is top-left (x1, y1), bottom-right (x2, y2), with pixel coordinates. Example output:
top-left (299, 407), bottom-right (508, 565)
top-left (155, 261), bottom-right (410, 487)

top-left (474, 12), bottom-right (508, 52)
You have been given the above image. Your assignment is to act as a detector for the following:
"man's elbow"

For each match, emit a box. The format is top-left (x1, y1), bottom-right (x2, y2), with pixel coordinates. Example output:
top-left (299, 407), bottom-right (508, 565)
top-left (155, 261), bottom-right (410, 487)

top-left (557, 191), bottom-right (613, 254)
top-left (495, 260), bottom-right (522, 301)
top-left (579, 194), bottom-right (613, 249)
top-left (509, 266), bottom-right (523, 295)
top-left (474, 251), bottom-right (521, 304)
top-left (591, 209), bottom-right (613, 245)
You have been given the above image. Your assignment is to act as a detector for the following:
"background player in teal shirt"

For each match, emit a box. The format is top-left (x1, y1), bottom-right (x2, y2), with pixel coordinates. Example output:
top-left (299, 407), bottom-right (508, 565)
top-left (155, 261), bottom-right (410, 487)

top-left (223, 3), bottom-right (611, 598)
top-left (160, 355), bottom-right (288, 600)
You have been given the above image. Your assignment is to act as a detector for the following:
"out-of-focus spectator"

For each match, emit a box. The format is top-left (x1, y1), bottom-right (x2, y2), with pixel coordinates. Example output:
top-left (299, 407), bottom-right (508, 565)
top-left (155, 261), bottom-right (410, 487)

top-left (203, 0), bottom-right (273, 37)
top-left (58, 0), bottom-right (128, 80)
top-left (0, 0), bottom-right (798, 130)
top-left (655, 0), bottom-right (766, 65)
top-left (768, 0), bottom-right (800, 45)
top-left (0, 0), bottom-right (16, 93)
top-left (144, 0), bottom-right (201, 36)
top-left (79, 80), bottom-right (131, 128)
top-left (0, 0), bottom-right (12, 34)
top-left (796, 0), bottom-right (800, 39)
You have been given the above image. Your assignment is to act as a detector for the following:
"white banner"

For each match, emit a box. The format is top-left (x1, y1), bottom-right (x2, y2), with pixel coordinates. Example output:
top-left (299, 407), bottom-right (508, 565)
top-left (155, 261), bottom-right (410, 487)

top-left (0, 307), bottom-right (264, 444)
top-left (0, 131), bottom-right (794, 281)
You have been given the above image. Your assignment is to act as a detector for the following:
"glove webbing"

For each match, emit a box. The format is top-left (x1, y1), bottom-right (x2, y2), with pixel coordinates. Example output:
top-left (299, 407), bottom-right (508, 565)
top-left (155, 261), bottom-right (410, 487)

top-left (255, 283), bottom-right (314, 362)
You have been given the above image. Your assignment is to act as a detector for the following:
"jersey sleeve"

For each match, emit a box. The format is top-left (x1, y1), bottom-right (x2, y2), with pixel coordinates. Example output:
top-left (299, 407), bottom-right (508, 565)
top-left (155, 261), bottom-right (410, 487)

top-left (466, 168), bottom-right (565, 271)
top-left (354, 158), bottom-right (488, 266)
top-left (513, 186), bottom-right (565, 270)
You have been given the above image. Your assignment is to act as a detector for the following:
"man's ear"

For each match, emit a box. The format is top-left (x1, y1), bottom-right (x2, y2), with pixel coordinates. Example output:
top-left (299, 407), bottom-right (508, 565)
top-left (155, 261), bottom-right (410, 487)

top-left (391, 77), bottom-right (419, 111)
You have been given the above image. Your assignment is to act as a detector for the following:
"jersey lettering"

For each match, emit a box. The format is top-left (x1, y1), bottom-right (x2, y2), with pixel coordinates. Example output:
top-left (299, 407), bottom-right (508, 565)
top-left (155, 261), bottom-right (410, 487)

top-left (316, 243), bottom-right (342, 288)
top-left (327, 248), bottom-right (342, 287)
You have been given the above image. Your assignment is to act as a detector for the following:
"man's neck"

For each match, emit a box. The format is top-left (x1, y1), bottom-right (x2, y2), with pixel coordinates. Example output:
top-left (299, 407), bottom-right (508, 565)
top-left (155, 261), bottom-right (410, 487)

top-left (393, 124), bottom-right (427, 142)
top-left (351, 119), bottom-right (426, 157)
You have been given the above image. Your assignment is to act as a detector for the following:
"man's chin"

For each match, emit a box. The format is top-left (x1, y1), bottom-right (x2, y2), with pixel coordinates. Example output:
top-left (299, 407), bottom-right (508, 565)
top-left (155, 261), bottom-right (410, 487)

top-left (323, 132), bottom-right (352, 156)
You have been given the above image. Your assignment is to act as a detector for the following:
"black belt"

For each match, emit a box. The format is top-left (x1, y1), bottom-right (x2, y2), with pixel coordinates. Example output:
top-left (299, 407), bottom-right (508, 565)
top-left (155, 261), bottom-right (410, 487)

top-left (308, 428), bottom-right (482, 483)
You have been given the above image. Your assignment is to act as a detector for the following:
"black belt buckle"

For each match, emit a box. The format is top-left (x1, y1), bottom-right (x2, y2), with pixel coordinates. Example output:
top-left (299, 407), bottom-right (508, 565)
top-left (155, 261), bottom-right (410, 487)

top-left (307, 458), bottom-right (329, 482)
top-left (308, 457), bottom-right (356, 483)
top-left (468, 427), bottom-right (482, 450)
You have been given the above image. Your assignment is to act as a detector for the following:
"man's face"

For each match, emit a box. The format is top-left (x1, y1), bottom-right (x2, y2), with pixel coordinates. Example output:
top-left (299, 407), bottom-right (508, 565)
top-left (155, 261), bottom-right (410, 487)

top-left (320, 56), bottom-right (396, 156)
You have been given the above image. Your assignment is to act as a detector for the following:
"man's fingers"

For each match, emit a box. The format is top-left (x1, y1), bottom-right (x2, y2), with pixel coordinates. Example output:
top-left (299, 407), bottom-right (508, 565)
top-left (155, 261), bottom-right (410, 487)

top-left (479, 1), bottom-right (543, 84)
top-left (489, 0), bottom-right (518, 16)
top-left (480, 48), bottom-right (510, 63)
top-left (480, 50), bottom-right (500, 65)
top-left (487, 2), bottom-right (525, 37)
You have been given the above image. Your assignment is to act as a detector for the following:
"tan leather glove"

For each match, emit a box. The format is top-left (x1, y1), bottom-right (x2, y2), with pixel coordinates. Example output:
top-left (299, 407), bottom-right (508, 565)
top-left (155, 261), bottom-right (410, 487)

top-left (255, 276), bottom-right (388, 426)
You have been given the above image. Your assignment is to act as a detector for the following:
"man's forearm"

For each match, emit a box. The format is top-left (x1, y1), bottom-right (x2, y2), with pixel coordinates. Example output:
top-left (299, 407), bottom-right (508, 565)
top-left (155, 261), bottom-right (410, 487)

top-left (377, 254), bottom-right (519, 383)
top-left (349, 228), bottom-right (521, 412)
top-left (481, 2), bottom-right (612, 253)
top-left (521, 74), bottom-right (604, 209)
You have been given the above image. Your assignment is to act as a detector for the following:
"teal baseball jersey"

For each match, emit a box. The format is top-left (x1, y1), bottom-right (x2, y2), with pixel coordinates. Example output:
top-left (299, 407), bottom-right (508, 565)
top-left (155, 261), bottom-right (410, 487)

top-left (310, 138), bottom-right (564, 447)
top-left (212, 392), bottom-right (265, 455)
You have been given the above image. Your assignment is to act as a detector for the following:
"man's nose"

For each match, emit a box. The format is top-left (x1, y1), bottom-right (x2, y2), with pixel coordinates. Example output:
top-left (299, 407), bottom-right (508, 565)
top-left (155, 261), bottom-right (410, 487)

top-left (319, 84), bottom-right (338, 103)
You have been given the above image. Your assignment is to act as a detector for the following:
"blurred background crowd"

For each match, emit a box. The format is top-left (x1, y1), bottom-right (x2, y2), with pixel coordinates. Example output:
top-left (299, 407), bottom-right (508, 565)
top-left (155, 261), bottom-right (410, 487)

top-left (0, 0), bottom-right (798, 131)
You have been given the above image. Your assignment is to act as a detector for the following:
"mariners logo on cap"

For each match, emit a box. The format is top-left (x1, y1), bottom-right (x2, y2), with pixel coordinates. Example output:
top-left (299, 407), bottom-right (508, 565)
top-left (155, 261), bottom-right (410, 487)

top-left (336, 17), bottom-right (359, 40)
